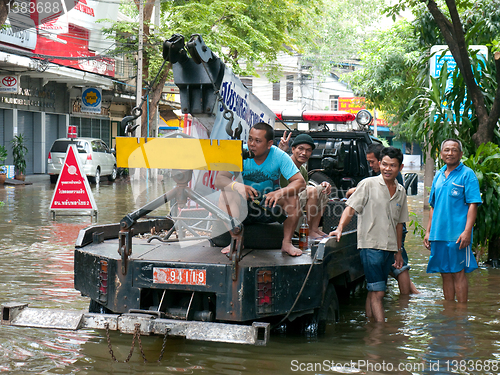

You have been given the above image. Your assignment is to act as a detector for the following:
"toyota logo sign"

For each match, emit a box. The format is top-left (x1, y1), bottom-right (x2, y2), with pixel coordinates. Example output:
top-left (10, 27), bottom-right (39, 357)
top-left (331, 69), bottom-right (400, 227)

top-left (2, 76), bottom-right (17, 87)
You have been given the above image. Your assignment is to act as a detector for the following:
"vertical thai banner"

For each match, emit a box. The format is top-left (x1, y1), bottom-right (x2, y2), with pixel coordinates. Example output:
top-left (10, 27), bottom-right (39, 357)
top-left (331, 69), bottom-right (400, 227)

top-left (81, 87), bottom-right (102, 114)
top-left (210, 67), bottom-right (275, 141)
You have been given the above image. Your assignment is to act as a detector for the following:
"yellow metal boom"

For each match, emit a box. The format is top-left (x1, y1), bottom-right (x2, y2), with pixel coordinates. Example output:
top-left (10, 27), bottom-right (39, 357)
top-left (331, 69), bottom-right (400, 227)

top-left (116, 137), bottom-right (243, 172)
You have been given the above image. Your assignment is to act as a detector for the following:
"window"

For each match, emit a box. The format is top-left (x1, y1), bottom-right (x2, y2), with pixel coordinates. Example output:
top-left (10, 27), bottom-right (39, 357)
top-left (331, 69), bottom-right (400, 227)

top-left (241, 78), bottom-right (253, 92)
top-left (286, 75), bottom-right (293, 101)
top-left (330, 95), bottom-right (339, 111)
top-left (273, 81), bottom-right (280, 101)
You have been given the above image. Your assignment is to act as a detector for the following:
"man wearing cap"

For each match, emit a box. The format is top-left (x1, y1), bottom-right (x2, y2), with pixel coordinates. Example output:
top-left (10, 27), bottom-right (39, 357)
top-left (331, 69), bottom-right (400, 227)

top-left (279, 132), bottom-right (332, 238)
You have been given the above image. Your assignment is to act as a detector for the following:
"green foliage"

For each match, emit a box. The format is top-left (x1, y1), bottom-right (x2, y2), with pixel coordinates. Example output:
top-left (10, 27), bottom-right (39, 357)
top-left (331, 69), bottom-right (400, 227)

top-left (402, 47), bottom-right (496, 160)
top-left (342, 20), bottom-right (426, 128)
top-left (408, 212), bottom-right (426, 239)
top-left (349, 0), bottom-right (500, 153)
top-left (103, 0), bottom-right (322, 78)
top-left (10, 134), bottom-right (28, 175)
top-left (463, 142), bottom-right (500, 247)
top-left (0, 144), bottom-right (7, 167)
top-left (301, 0), bottom-right (385, 74)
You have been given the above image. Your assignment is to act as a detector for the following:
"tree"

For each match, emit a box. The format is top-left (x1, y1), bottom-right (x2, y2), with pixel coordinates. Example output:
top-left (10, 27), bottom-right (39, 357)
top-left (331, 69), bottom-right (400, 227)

top-left (301, 0), bottom-right (385, 73)
top-left (348, 1), bottom-right (500, 260)
top-left (342, 20), bottom-right (425, 127)
top-left (0, 0), bottom-right (13, 27)
top-left (103, 0), bottom-right (323, 137)
top-left (386, 0), bottom-right (500, 148)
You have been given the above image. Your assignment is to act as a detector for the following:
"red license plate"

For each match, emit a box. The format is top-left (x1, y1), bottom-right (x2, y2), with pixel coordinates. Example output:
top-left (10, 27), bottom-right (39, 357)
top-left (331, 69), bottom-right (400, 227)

top-left (153, 267), bottom-right (206, 285)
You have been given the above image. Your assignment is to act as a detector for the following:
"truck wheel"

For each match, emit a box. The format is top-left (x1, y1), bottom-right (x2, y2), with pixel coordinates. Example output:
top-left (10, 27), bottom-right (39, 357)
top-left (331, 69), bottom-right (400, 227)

top-left (89, 299), bottom-right (111, 314)
top-left (318, 283), bottom-right (340, 333)
top-left (310, 171), bottom-right (334, 185)
top-left (309, 171), bottom-right (336, 197)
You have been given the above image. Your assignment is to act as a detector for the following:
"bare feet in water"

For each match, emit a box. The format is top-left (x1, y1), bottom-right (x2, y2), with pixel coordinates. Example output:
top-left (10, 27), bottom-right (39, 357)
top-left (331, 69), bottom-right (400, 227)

top-left (282, 242), bottom-right (302, 256)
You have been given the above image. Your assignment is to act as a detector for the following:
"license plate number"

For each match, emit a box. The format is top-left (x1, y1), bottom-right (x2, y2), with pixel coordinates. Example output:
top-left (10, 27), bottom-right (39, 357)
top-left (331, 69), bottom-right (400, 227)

top-left (153, 267), bottom-right (206, 285)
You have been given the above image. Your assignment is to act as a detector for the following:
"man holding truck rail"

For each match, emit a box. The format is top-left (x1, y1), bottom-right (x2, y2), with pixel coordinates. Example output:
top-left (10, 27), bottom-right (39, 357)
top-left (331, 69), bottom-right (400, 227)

top-left (330, 147), bottom-right (409, 322)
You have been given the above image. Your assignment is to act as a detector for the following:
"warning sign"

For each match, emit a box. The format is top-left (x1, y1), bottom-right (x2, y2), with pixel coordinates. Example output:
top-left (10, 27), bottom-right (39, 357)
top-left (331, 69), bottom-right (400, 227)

top-left (49, 144), bottom-right (97, 214)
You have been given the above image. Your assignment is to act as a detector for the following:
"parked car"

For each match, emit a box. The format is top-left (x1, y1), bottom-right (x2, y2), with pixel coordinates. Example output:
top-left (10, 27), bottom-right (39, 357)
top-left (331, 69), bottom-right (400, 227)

top-left (47, 138), bottom-right (117, 184)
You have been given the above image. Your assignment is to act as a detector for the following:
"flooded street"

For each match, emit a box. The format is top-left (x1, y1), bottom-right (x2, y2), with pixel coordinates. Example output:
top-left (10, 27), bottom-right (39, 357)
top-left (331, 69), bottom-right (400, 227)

top-left (1, 173), bottom-right (500, 374)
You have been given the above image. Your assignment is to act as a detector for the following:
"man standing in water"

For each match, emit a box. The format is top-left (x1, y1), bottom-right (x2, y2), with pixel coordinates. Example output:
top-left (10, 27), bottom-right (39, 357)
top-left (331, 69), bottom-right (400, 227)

top-left (346, 143), bottom-right (419, 295)
top-left (424, 138), bottom-right (481, 303)
top-left (330, 147), bottom-right (409, 322)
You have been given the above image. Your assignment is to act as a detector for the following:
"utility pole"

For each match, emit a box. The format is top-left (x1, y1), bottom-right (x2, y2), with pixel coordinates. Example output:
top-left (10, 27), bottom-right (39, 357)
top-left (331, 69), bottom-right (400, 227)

top-left (136, 0), bottom-right (144, 136)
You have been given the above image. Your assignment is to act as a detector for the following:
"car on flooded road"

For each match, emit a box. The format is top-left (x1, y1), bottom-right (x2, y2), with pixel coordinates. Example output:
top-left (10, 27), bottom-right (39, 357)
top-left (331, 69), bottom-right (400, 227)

top-left (47, 138), bottom-right (117, 184)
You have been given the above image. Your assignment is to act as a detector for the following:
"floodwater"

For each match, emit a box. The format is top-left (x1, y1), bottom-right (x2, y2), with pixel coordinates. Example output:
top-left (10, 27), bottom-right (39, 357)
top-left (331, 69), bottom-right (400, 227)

top-left (1, 171), bottom-right (500, 375)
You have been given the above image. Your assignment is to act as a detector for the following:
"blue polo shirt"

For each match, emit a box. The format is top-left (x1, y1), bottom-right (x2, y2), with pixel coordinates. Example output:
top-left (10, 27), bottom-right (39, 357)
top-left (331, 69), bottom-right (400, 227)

top-left (429, 162), bottom-right (482, 242)
top-left (242, 145), bottom-right (299, 194)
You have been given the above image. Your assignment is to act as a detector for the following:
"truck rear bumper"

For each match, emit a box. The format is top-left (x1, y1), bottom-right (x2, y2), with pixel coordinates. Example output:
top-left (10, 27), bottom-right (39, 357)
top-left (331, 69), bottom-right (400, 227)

top-left (1, 302), bottom-right (269, 346)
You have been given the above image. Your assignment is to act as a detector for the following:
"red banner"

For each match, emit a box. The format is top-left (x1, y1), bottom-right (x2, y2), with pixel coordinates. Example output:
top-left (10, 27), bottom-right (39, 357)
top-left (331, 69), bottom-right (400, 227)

top-left (339, 97), bottom-right (388, 126)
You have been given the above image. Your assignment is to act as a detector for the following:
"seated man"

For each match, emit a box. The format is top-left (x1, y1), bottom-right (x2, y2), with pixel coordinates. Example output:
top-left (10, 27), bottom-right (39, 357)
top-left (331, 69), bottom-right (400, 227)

top-left (278, 132), bottom-right (331, 238)
top-left (215, 122), bottom-right (306, 256)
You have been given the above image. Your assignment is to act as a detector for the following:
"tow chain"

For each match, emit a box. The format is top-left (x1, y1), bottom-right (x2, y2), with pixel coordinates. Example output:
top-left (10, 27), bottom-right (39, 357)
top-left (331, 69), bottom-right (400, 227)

top-left (105, 322), bottom-right (170, 363)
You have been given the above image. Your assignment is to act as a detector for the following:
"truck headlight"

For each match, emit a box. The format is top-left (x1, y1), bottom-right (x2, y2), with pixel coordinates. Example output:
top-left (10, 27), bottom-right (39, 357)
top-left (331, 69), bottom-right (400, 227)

top-left (355, 110), bottom-right (373, 127)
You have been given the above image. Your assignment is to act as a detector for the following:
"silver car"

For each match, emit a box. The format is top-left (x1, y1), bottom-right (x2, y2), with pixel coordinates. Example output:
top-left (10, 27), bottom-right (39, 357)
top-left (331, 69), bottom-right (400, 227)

top-left (47, 138), bottom-right (117, 184)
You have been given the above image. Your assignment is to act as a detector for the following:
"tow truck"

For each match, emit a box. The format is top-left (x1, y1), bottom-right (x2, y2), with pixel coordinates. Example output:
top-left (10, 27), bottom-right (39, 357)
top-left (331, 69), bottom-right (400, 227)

top-left (1, 34), bottom-right (411, 348)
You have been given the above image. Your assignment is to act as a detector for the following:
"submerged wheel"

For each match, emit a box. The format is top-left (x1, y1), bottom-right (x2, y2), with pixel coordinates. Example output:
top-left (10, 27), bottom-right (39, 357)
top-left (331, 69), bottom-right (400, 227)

top-left (89, 299), bottom-right (112, 314)
top-left (296, 283), bottom-right (340, 337)
top-left (317, 283), bottom-right (340, 333)
top-left (49, 175), bottom-right (58, 184)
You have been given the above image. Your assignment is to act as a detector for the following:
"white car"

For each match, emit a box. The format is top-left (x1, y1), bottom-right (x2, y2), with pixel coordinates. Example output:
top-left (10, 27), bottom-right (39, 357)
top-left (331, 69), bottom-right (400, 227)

top-left (47, 138), bottom-right (117, 184)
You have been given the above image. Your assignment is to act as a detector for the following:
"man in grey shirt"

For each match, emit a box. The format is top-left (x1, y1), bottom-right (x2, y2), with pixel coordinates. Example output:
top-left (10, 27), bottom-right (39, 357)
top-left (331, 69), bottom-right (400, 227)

top-left (330, 147), bottom-right (409, 322)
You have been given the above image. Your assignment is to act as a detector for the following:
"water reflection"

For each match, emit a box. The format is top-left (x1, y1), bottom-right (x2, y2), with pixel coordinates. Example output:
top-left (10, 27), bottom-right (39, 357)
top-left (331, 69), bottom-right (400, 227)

top-left (0, 175), bottom-right (500, 374)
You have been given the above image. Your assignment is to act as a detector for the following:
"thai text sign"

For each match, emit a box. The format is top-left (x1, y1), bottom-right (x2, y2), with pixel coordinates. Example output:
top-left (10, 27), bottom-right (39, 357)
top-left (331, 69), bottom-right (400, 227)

top-left (49, 144), bottom-right (97, 212)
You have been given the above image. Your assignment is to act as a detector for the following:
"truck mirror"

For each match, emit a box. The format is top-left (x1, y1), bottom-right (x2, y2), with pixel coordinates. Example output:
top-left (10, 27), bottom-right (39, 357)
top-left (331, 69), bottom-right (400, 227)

top-left (404, 173), bottom-right (418, 196)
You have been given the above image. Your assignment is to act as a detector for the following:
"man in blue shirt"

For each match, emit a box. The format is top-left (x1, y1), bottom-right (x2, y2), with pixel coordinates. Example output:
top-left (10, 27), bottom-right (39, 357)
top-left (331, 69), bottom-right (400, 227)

top-left (424, 138), bottom-right (482, 303)
top-left (215, 122), bottom-right (306, 256)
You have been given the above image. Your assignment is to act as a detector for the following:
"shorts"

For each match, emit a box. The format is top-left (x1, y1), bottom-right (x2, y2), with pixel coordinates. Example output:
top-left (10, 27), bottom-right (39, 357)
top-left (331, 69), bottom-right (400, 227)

top-left (296, 184), bottom-right (329, 230)
top-left (243, 199), bottom-right (284, 224)
top-left (390, 245), bottom-right (410, 278)
top-left (427, 241), bottom-right (478, 274)
top-left (360, 248), bottom-right (395, 292)
top-left (298, 184), bottom-right (329, 211)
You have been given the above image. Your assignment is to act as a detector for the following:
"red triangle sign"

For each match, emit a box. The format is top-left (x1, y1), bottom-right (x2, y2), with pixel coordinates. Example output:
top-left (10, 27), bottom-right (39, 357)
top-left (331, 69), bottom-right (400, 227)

top-left (49, 144), bottom-right (97, 212)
